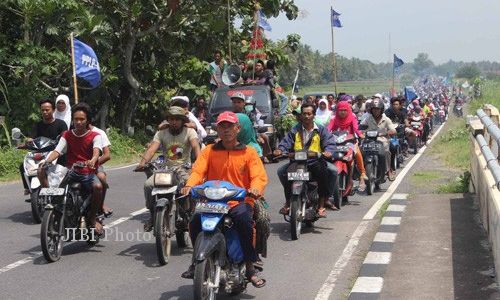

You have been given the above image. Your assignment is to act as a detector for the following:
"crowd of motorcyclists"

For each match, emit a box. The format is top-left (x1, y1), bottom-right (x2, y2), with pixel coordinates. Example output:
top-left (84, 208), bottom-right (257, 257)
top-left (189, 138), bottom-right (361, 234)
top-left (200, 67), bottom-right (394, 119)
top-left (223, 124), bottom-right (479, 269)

top-left (13, 64), bottom-right (468, 298)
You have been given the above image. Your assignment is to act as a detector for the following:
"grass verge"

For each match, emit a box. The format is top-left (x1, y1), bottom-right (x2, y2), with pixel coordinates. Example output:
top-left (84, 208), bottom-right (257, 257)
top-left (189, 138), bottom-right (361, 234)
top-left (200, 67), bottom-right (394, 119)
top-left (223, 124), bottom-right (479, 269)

top-left (0, 128), bottom-right (147, 183)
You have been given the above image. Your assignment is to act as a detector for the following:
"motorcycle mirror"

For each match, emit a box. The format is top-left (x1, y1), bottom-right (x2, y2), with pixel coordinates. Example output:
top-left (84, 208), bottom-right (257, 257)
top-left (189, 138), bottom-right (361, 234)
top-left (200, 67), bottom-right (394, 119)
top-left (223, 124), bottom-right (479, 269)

top-left (11, 127), bottom-right (23, 140)
top-left (145, 125), bottom-right (155, 136)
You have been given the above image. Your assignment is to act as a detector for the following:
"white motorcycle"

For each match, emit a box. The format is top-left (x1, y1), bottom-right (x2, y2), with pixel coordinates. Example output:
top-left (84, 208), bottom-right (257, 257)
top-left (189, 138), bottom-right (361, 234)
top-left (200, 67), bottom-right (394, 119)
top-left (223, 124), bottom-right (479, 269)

top-left (13, 128), bottom-right (59, 223)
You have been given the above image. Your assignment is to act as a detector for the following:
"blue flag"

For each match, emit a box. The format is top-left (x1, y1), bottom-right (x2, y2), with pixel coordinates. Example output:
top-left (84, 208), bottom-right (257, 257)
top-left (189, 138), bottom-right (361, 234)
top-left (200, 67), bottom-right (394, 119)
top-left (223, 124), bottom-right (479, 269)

top-left (393, 54), bottom-right (404, 69)
top-left (73, 38), bottom-right (101, 88)
top-left (404, 86), bottom-right (417, 101)
top-left (258, 10), bottom-right (272, 32)
top-left (331, 9), bottom-right (342, 28)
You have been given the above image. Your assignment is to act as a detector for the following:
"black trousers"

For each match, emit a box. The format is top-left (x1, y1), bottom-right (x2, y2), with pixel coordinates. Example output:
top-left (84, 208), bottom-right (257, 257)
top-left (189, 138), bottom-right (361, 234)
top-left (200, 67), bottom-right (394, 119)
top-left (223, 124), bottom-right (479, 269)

top-left (189, 202), bottom-right (257, 263)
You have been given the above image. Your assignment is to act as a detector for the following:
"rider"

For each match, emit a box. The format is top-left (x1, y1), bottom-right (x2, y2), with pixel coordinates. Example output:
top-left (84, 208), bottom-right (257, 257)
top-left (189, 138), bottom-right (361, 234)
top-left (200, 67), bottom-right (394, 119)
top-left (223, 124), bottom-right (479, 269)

top-left (180, 111), bottom-right (268, 288)
top-left (19, 99), bottom-right (68, 195)
top-left (89, 122), bottom-right (113, 217)
top-left (385, 96), bottom-right (416, 154)
top-left (135, 106), bottom-right (201, 231)
top-left (327, 100), bottom-right (368, 192)
top-left (274, 103), bottom-right (337, 217)
top-left (360, 99), bottom-right (397, 181)
top-left (39, 102), bottom-right (104, 235)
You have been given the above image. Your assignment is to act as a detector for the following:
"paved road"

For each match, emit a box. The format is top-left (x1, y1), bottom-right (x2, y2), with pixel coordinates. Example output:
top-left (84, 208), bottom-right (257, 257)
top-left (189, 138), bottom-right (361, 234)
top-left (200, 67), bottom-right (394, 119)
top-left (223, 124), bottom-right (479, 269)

top-left (0, 152), bottom-right (418, 299)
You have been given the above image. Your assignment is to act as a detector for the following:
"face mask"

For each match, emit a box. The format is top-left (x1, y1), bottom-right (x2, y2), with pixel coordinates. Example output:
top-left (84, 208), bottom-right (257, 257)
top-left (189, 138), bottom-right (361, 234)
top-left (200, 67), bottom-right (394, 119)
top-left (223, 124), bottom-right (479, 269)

top-left (245, 105), bottom-right (253, 113)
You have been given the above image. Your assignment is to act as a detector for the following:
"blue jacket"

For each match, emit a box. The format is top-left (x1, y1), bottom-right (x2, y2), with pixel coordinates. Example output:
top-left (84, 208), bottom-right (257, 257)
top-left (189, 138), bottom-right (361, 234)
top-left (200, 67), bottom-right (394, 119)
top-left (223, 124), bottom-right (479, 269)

top-left (278, 123), bottom-right (336, 161)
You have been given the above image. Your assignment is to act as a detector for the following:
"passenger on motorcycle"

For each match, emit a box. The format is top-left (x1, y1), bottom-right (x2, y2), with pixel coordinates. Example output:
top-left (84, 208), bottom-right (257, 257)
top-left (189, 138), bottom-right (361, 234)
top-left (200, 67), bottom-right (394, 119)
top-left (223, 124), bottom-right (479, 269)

top-left (327, 100), bottom-right (368, 192)
top-left (19, 99), bottom-right (68, 195)
top-left (352, 94), bottom-right (366, 119)
top-left (360, 99), bottom-right (397, 181)
top-left (38, 102), bottom-right (104, 235)
top-left (231, 92), bottom-right (272, 161)
top-left (89, 122), bottom-right (113, 217)
top-left (274, 103), bottom-right (337, 217)
top-left (180, 111), bottom-right (268, 288)
top-left (135, 106), bottom-right (201, 231)
top-left (159, 96), bottom-right (207, 141)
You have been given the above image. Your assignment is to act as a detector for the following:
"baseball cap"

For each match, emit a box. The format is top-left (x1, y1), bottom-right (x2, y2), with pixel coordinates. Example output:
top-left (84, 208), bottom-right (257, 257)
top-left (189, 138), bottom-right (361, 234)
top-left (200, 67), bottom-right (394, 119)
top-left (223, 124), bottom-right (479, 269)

top-left (166, 106), bottom-right (189, 121)
top-left (230, 92), bottom-right (245, 101)
top-left (216, 111), bottom-right (239, 124)
top-left (171, 96), bottom-right (189, 104)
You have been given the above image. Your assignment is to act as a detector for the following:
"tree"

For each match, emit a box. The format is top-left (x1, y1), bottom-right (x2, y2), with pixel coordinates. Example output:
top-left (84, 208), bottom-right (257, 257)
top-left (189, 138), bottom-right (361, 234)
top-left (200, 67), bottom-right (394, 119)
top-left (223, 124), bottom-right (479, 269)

top-left (455, 64), bottom-right (481, 80)
top-left (413, 53), bottom-right (434, 75)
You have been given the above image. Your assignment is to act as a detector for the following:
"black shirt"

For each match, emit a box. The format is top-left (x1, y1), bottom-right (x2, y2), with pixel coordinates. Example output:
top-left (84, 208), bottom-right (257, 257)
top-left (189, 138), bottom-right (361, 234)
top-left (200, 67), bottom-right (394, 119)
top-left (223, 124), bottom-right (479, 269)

top-left (384, 108), bottom-right (407, 125)
top-left (30, 119), bottom-right (68, 140)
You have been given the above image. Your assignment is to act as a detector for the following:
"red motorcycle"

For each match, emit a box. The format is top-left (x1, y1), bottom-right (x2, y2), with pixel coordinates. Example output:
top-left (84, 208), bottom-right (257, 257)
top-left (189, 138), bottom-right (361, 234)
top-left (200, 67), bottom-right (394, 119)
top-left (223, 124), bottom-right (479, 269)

top-left (331, 131), bottom-right (357, 208)
top-left (409, 113), bottom-right (424, 154)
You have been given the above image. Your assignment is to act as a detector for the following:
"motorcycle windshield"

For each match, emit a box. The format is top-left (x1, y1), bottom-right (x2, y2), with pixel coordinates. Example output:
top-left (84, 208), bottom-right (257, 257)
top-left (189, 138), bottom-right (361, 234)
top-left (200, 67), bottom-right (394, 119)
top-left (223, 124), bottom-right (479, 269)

top-left (30, 137), bottom-right (57, 152)
top-left (200, 214), bottom-right (223, 231)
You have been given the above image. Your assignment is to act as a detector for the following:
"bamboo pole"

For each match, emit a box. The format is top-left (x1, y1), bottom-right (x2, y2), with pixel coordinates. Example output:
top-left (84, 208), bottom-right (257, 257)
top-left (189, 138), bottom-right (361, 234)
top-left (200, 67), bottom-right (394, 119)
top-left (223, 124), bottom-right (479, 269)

top-left (227, 0), bottom-right (232, 63)
top-left (70, 32), bottom-right (79, 104)
top-left (331, 6), bottom-right (337, 96)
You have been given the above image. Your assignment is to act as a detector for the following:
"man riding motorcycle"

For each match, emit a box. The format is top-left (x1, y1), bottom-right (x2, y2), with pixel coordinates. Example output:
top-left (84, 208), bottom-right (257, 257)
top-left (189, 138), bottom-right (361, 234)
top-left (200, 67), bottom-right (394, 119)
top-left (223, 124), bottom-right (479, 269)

top-left (135, 106), bottom-right (201, 231)
top-left (19, 99), bottom-right (68, 195)
top-left (38, 102), bottom-right (104, 235)
top-left (274, 103), bottom-right (337, 218)
top-left (384, 96), bottom-right (416, 153)
top-left (360, 99), bottom-right (397, 181)
top-left (180, 111), bottom-right (268, 288)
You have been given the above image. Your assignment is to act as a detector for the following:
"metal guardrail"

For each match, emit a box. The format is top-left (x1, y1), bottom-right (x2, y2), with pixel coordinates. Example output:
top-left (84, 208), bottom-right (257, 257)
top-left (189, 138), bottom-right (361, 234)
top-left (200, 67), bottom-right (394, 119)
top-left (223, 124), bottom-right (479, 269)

top-left (475, 109), bottom-right (500, 189)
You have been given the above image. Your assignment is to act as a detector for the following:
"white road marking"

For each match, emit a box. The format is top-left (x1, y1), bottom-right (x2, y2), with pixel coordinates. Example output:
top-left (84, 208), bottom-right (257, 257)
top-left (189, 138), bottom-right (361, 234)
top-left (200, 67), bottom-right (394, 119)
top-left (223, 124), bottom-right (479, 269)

top-left (363, 123), bottom-right (445, 220)
top-left (373, 232), bottom-right (397, 243)
top-left (380, 217), bottom-right (401, 226)
top-left (387, 204), bottom-right (406, 212)
top-left (351, 277), bottom-right (384, 293)
top-left (314, 220), bottom-right (371, 300)
top-left (363, 252), bottom-right (392, 264)
top-left (317, 124), bottom-right (447, 299)
top-left (390, 193), bottom-right (409, 200)
top-left (0, 207), bottom-right (148, 275)
top-left (107, 163), bottom-right (138, 171)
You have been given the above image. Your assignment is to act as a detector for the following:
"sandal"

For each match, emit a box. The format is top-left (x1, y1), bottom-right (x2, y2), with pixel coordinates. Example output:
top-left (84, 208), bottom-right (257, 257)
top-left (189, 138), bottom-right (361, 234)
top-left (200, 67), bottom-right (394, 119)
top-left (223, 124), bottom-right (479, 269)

top-left (103, 207), bottom-right (114, 218)
top-left (246, 270), bottom-right (266, 288)
top-left (358, 181), bottom-right (366, 192)
top-left (143, 219), bottom-right (153, 232)
top-left (317, 208), bottom-right (327, 218)
top-left (325, 201), bottom-right (339, 211)
top-left (279, 206), bottom-right (290, 215)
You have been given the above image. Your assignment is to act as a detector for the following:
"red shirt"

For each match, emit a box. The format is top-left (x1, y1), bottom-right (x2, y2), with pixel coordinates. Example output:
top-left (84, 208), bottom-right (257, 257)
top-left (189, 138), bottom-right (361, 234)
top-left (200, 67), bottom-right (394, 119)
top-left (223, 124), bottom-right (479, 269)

top-left (61, 130), bottom-right (101, 174)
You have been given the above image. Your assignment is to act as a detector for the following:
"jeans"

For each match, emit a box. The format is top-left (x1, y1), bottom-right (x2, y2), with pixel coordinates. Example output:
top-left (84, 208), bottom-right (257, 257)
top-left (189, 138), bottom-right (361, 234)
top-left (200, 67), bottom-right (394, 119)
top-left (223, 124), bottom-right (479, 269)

top-left (277, 160), bottom-right (338, 200)
top-left (189, 202), bottom-right (257, 262)
top-left (278, 93), bottom-right (289, 116)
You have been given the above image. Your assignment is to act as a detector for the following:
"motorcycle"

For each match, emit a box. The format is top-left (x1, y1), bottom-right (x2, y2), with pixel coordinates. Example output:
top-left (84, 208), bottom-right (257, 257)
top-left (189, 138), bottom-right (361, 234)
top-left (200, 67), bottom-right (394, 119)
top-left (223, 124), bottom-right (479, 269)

top-left (359, 127), bottom-right (387, 195)
top-left (409, 113), bottom-right (424, 154)
top-left (390, 125), bottom-right (406, 170)
top-left (439, 105), bottom-right (446, 123)
top-left (13, 128), bottom-right (58, 223)
top-left (134, 155), bottom-right (193, 266)
top-left (282, 151), bottom-right (321, 240)
top-left (331, 131), bottom-right (356, 207)
top-left (39, 162), bottom-right (102, 262)
top-left (454, 103), bottom-right (464, 117)
top-left (189, 180), bottom-right (249, 299)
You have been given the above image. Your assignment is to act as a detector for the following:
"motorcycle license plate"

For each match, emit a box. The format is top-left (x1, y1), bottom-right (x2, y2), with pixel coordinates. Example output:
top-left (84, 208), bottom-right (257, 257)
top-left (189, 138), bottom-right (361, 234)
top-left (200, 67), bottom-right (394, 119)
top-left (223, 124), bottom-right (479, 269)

top-left (411, 122), bottom-right (421, 126)
top-left (195, 202), bottom-right (229, 214)
top-left (288, 172), bottom-right (310, 181)
top-left (39, 187), bottom-right (65, 196)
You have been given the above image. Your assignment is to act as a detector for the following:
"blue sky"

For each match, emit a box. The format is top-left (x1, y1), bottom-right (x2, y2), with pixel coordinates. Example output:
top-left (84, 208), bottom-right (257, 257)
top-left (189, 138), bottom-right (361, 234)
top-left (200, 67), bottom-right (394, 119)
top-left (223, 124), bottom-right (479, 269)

top-left (266, 0), bottom-right (500, 64)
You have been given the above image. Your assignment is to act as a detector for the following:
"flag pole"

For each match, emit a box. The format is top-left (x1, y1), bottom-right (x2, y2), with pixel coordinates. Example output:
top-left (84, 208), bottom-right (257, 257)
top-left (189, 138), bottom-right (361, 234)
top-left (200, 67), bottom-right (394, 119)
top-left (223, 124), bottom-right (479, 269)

top-left (330, 7), bottom-right (338, 96)
top-left (227, 0), bottom-right (232, 63)
top-left (392, 58), bottom-right (395, 96)
top-left (70, 32), bottom-right (79, 104)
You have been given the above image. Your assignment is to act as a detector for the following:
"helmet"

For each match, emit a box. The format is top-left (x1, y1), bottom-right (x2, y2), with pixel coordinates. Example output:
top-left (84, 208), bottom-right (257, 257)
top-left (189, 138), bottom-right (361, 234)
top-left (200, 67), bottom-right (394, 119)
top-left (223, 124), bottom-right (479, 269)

top-left (244, 97), bottom-right (256, 106)
top-left (370, 99), bottom-right (384, 110)
top-left (339, 94), bottom-right (352, 102)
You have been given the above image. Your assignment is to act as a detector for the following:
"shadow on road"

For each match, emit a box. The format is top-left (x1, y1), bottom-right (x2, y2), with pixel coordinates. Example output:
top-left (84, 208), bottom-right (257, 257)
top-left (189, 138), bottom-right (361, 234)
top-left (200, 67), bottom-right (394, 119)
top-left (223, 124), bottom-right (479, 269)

top-left (450, 194), bottom-right (500, 299)
top-left (117, 242), bottom-right (193, 268)
top-left (7, 211), bottom-right (36, 225)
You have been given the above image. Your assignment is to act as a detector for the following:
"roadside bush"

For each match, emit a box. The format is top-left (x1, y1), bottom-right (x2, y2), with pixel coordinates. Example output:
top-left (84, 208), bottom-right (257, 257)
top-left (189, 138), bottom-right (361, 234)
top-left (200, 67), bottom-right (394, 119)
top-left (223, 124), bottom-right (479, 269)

top-left (0, 147), bottom-right (25, 180)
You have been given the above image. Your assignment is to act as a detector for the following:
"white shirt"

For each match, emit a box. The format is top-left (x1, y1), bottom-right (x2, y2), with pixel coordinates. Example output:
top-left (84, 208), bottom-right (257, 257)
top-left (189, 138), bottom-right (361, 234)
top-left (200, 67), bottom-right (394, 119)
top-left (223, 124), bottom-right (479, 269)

top-left (91, 126), bottom-right (111, 148)
top-left (188, 111), bottom-right (207, 140)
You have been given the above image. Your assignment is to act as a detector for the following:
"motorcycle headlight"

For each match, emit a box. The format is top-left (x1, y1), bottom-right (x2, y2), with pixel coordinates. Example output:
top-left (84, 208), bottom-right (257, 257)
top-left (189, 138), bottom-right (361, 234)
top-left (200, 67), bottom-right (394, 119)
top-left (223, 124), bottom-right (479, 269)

top-left (203, 187), bottom-right (236, 200)
top-left (153, 172), bottom-right (173, 187)
top-left (294, 152), bottom-right (308, 161)
top-left (367, 131), bottom-right (378, 138)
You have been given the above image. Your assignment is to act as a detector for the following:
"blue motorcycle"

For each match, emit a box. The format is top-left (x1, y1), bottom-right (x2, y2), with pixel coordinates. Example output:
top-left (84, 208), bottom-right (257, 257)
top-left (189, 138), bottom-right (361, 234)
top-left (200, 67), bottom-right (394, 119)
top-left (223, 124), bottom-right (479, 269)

top-left (190, 180), bottom-right (248, 299)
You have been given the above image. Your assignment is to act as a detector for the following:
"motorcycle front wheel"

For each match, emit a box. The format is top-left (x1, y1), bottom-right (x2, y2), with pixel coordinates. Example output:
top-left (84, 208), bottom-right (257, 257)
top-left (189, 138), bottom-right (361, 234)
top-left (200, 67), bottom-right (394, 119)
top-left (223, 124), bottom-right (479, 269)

top-left (193, 256), bottom-right (217, 300)
top-left (155, 206), bottom-right (174, 265)
top-left (30, 188), bottom-right (43, 224)
top-left (365, 162), bottom-right (376, 196)
top-left (290, 195), bottom-right (303, 240)
top-left (41, 210), bottom-right (64, 262)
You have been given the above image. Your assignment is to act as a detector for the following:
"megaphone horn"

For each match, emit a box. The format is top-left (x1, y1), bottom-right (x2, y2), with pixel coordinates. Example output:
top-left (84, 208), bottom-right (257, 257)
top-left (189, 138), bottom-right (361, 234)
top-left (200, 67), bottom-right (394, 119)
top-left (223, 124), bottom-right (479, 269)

top-left (222, 64), bottom-right (242, 86)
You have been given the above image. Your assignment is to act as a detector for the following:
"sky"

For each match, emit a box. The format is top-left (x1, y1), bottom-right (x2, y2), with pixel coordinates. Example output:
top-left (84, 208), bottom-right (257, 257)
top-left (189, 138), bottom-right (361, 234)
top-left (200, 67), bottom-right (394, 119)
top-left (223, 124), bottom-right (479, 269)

top-left (266, 0), bottom-right (500, 64)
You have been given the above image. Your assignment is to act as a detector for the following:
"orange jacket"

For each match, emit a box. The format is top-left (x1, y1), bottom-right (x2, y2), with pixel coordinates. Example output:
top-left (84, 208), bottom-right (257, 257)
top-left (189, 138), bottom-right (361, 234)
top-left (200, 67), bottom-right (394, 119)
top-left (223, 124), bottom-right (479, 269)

top-left (186, 142), bottom-right (268, 207)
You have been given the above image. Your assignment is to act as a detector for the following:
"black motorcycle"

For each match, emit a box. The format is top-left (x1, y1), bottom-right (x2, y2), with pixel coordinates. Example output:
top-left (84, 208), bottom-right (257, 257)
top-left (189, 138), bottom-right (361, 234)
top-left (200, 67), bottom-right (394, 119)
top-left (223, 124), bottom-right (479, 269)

top-left (135, 156), bottom-right (193, 265)
top-left (40, 162), bottom-right (101, 262)
top-left (359, 128), bottom-right (387, 195)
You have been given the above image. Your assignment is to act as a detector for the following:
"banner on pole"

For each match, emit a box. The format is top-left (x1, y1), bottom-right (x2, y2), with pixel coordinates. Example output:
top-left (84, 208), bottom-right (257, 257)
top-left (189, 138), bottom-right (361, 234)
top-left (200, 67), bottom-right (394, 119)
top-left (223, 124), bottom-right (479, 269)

top-left (258, 10), bottom-right (272, 32)
top-left (73, 38), bottom-right (101, 88)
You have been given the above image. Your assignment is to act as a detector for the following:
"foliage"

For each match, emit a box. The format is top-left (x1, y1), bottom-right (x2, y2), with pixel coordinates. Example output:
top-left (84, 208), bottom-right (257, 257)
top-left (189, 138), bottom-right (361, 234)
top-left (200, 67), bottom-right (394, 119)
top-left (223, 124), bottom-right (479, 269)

top-left (437, 171), bottom-right (470, 194)
top-left (0, 147), bottom-right (25, 181)
top-left (412, 53), bottom-right (434, 75)
top-left (274, 114), bottom-right (297, 137)
top-left (456, 64), bottom-right (481, 80)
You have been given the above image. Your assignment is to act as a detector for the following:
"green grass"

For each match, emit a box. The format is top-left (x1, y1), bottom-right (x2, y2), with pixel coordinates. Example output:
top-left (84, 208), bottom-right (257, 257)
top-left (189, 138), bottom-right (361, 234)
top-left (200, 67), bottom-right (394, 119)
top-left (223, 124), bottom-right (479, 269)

top-left (377, 199), bottom-right (391, 218)
top-left (430, 116), bottom-right (470, 171)
top-left (0, 128), bottom-right (148, 183)
top-left (469, 77), bottom-right (500, 111)
top-left (411, 170), bottom-right (441, 186)
top-left (298, 80), bottom-right (398, 97)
